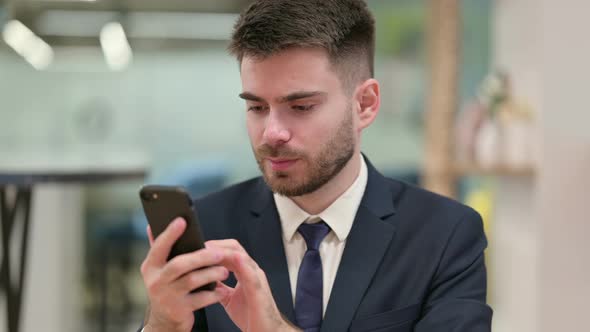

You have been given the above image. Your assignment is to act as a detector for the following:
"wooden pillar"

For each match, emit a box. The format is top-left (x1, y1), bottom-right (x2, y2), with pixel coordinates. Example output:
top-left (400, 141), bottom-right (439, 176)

top-left (422, 0), bottom-right (460, 198)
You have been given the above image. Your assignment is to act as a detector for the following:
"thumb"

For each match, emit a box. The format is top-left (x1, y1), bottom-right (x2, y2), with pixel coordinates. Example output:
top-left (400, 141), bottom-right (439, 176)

top-left (216, 281), bottom-right (235, 307)
top-left (147, 225), bottom-right (155, 246)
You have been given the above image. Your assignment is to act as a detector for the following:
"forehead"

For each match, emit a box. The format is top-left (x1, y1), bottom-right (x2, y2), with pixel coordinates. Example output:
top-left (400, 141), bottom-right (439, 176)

top-left (239, 48), bottom-right (342, 95)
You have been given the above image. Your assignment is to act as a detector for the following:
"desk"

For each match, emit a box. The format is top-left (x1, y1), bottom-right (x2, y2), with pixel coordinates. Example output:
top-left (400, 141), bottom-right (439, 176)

top-left (0, 157), bottom-right (147, 332)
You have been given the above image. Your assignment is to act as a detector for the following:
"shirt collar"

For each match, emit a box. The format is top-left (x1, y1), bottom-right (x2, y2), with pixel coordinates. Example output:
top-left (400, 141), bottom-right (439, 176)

top-left (274, 155), bottom-right (368, 243)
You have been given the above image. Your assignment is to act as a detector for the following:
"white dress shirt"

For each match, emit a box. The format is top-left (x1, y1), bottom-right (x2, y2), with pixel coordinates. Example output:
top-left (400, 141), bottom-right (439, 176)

top-left (274, 155), bottom-right (368, 316)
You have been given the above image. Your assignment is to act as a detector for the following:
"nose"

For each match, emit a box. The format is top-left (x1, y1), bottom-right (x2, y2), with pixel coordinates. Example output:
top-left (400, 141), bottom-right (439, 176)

top-left (262, 109), bottom-right (291, 146)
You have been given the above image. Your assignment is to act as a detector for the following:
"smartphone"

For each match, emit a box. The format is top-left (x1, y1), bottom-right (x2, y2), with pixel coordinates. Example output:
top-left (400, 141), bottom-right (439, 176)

top-left (139, 185), bottom-right (215, 291)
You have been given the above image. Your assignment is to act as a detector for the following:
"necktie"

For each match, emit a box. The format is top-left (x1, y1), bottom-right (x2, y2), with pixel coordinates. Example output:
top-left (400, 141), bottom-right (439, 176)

top-left (294, 221), bottom-right (331, 332)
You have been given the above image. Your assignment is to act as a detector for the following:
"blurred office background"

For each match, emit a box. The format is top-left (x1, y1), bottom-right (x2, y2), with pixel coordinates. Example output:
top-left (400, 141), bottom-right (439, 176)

top-left (0, 0), bottom-right (588, 331)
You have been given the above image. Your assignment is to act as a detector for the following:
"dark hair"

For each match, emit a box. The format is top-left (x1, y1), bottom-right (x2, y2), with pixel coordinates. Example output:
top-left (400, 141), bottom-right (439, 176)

top-left (229, 0), bottom-right (375, 91)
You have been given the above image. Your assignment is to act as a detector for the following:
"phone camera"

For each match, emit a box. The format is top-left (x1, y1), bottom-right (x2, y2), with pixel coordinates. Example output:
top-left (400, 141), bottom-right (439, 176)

top-left (141, 191), bottom-right (155, 202)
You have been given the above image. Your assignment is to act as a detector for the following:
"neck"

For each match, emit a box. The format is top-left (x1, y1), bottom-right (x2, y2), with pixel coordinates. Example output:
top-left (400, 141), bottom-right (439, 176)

top-left (290, 153), bottom-right (362, 215)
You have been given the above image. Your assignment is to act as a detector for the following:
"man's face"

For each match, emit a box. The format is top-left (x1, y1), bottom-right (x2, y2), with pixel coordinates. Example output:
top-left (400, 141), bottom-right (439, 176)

top-left (240, 48), bottom-right (358, 197)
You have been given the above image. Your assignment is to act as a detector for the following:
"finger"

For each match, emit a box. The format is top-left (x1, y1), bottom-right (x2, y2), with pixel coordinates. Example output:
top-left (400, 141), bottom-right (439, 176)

top-left (206, 245), bottom-right (258, 277)
top-left (185, 287), bottom-right (229, 311)
top-left (161, 248), bottom-right (225, 282)
top-left (147, 225), bottom-right (154, 246)
top-left (230, 252), bottom-right (263, 297)
top-left (216, 281), bottom-right (235, 306)
top-left (145, 217), bottom-right (186, 266)
top-left (205, 239), bottom-right (247, 254)
top-left (202, 242), bottom-right (259, 280)
top-left (175, 266), bottom-right (229, 294)
top-left (216, 280), bottom-right (234, 292)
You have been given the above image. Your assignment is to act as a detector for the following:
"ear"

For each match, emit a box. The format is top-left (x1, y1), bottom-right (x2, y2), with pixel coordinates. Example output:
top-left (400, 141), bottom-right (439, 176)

top-left (354, 78), bottom-right (380, 131)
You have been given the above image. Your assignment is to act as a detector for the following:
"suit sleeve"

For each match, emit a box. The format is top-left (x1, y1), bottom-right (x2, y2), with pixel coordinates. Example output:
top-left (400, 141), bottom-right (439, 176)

top-left (136, 309), bottom-right (208, 332)
top-left (192, 309), bottom-right (208, 331)
top-left (415, 208), bottom-right (493, 331)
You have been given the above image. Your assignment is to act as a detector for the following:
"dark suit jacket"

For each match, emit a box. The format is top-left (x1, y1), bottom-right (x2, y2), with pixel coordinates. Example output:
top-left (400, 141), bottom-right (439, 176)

top-left (187, 158), bottom-right (492, 331)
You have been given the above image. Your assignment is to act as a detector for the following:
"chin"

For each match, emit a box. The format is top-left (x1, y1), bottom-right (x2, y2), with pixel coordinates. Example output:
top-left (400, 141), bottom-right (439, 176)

top-left (264, 174), bottom-right (301, 195)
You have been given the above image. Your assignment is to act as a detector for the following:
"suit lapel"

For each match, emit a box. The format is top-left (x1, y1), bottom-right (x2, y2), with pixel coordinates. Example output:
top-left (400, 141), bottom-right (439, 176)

top-left (243, 180), bottom-right (296, 322)
top-left (241, 159), bottom-right (402, 330)
top-left (320, 160), bottom-right (398, 332)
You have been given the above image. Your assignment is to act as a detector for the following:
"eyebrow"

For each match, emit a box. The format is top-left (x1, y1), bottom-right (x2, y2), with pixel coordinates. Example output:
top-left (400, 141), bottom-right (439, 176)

top-left (238, 91), bottom-right (327, 103)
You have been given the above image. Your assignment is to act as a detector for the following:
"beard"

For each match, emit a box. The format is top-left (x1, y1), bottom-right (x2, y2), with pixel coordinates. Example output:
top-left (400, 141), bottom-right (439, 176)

top-left (253, 105), bottom-right (355, 197)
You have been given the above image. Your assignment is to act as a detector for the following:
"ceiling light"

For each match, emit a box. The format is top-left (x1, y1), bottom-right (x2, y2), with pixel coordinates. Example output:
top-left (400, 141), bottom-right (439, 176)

top-left (3, 20), bottom-right (54, 70)
top-left (99, 21), bottom-right (132, 71)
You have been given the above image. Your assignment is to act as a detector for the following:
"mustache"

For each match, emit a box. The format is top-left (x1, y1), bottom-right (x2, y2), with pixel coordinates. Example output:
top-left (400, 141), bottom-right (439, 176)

top-left (256, 144), bottom-right (302, 159)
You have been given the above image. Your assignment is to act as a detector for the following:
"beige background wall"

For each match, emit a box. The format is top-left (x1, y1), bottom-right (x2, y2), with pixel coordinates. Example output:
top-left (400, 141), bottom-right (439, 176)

top-left (493, 0), bottom-right (590, 331)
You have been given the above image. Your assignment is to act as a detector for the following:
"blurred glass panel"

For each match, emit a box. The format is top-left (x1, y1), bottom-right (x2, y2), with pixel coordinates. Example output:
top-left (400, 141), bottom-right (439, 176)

top-left (365, 0), bottom-right (491, 180)
top-left (365, 0), bottom-right (427, 174)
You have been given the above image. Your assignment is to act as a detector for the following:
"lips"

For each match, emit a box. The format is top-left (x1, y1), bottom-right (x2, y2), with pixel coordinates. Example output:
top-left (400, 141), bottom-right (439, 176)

top-left (268, 158), bottom-right (298, 171)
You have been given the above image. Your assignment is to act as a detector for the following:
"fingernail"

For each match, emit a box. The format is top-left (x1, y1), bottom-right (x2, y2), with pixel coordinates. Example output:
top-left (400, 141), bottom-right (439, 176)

top-left (173, 217), bottom-right (184, 228)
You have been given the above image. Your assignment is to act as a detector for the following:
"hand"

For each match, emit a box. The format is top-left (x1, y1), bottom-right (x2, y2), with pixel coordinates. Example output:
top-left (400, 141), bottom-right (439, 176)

top-left (140, 218), bottom-right (230, 332)
top-left (207, 239), bottom-right (301, 332)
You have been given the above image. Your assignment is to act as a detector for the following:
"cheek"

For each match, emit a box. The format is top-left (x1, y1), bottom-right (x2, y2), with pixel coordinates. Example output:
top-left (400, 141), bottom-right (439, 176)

top-left (246, 116), bottom-right (261, 144)
top-left (296, 119), bottom-right (333, 150)
top-left (246, 116), bottom-right (259, 143)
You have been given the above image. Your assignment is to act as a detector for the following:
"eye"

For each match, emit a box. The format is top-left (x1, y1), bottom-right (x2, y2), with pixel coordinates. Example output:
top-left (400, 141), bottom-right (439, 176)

top-left (247, 105), bottom-right (268, 113)
top-left (292, 104), bottom-right (315, 112)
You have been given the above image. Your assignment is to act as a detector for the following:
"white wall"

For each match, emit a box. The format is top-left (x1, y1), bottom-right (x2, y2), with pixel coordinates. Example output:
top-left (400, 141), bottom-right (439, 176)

top-left (491, 1), bottom-right (540, 329)
top-left (537, 1), bottom-right (590, 331)
top-left (492, 1), bottom-right (590, 331)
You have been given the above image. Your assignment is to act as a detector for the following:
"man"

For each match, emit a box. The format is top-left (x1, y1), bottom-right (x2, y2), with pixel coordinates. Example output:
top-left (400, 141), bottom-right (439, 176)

top-left (139, 0), bottom-right (493, 331)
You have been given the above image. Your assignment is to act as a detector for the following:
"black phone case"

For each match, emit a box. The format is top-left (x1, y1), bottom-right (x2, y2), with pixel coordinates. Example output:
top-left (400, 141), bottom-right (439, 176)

top-left (139, 185), bottom-right (215, 291)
